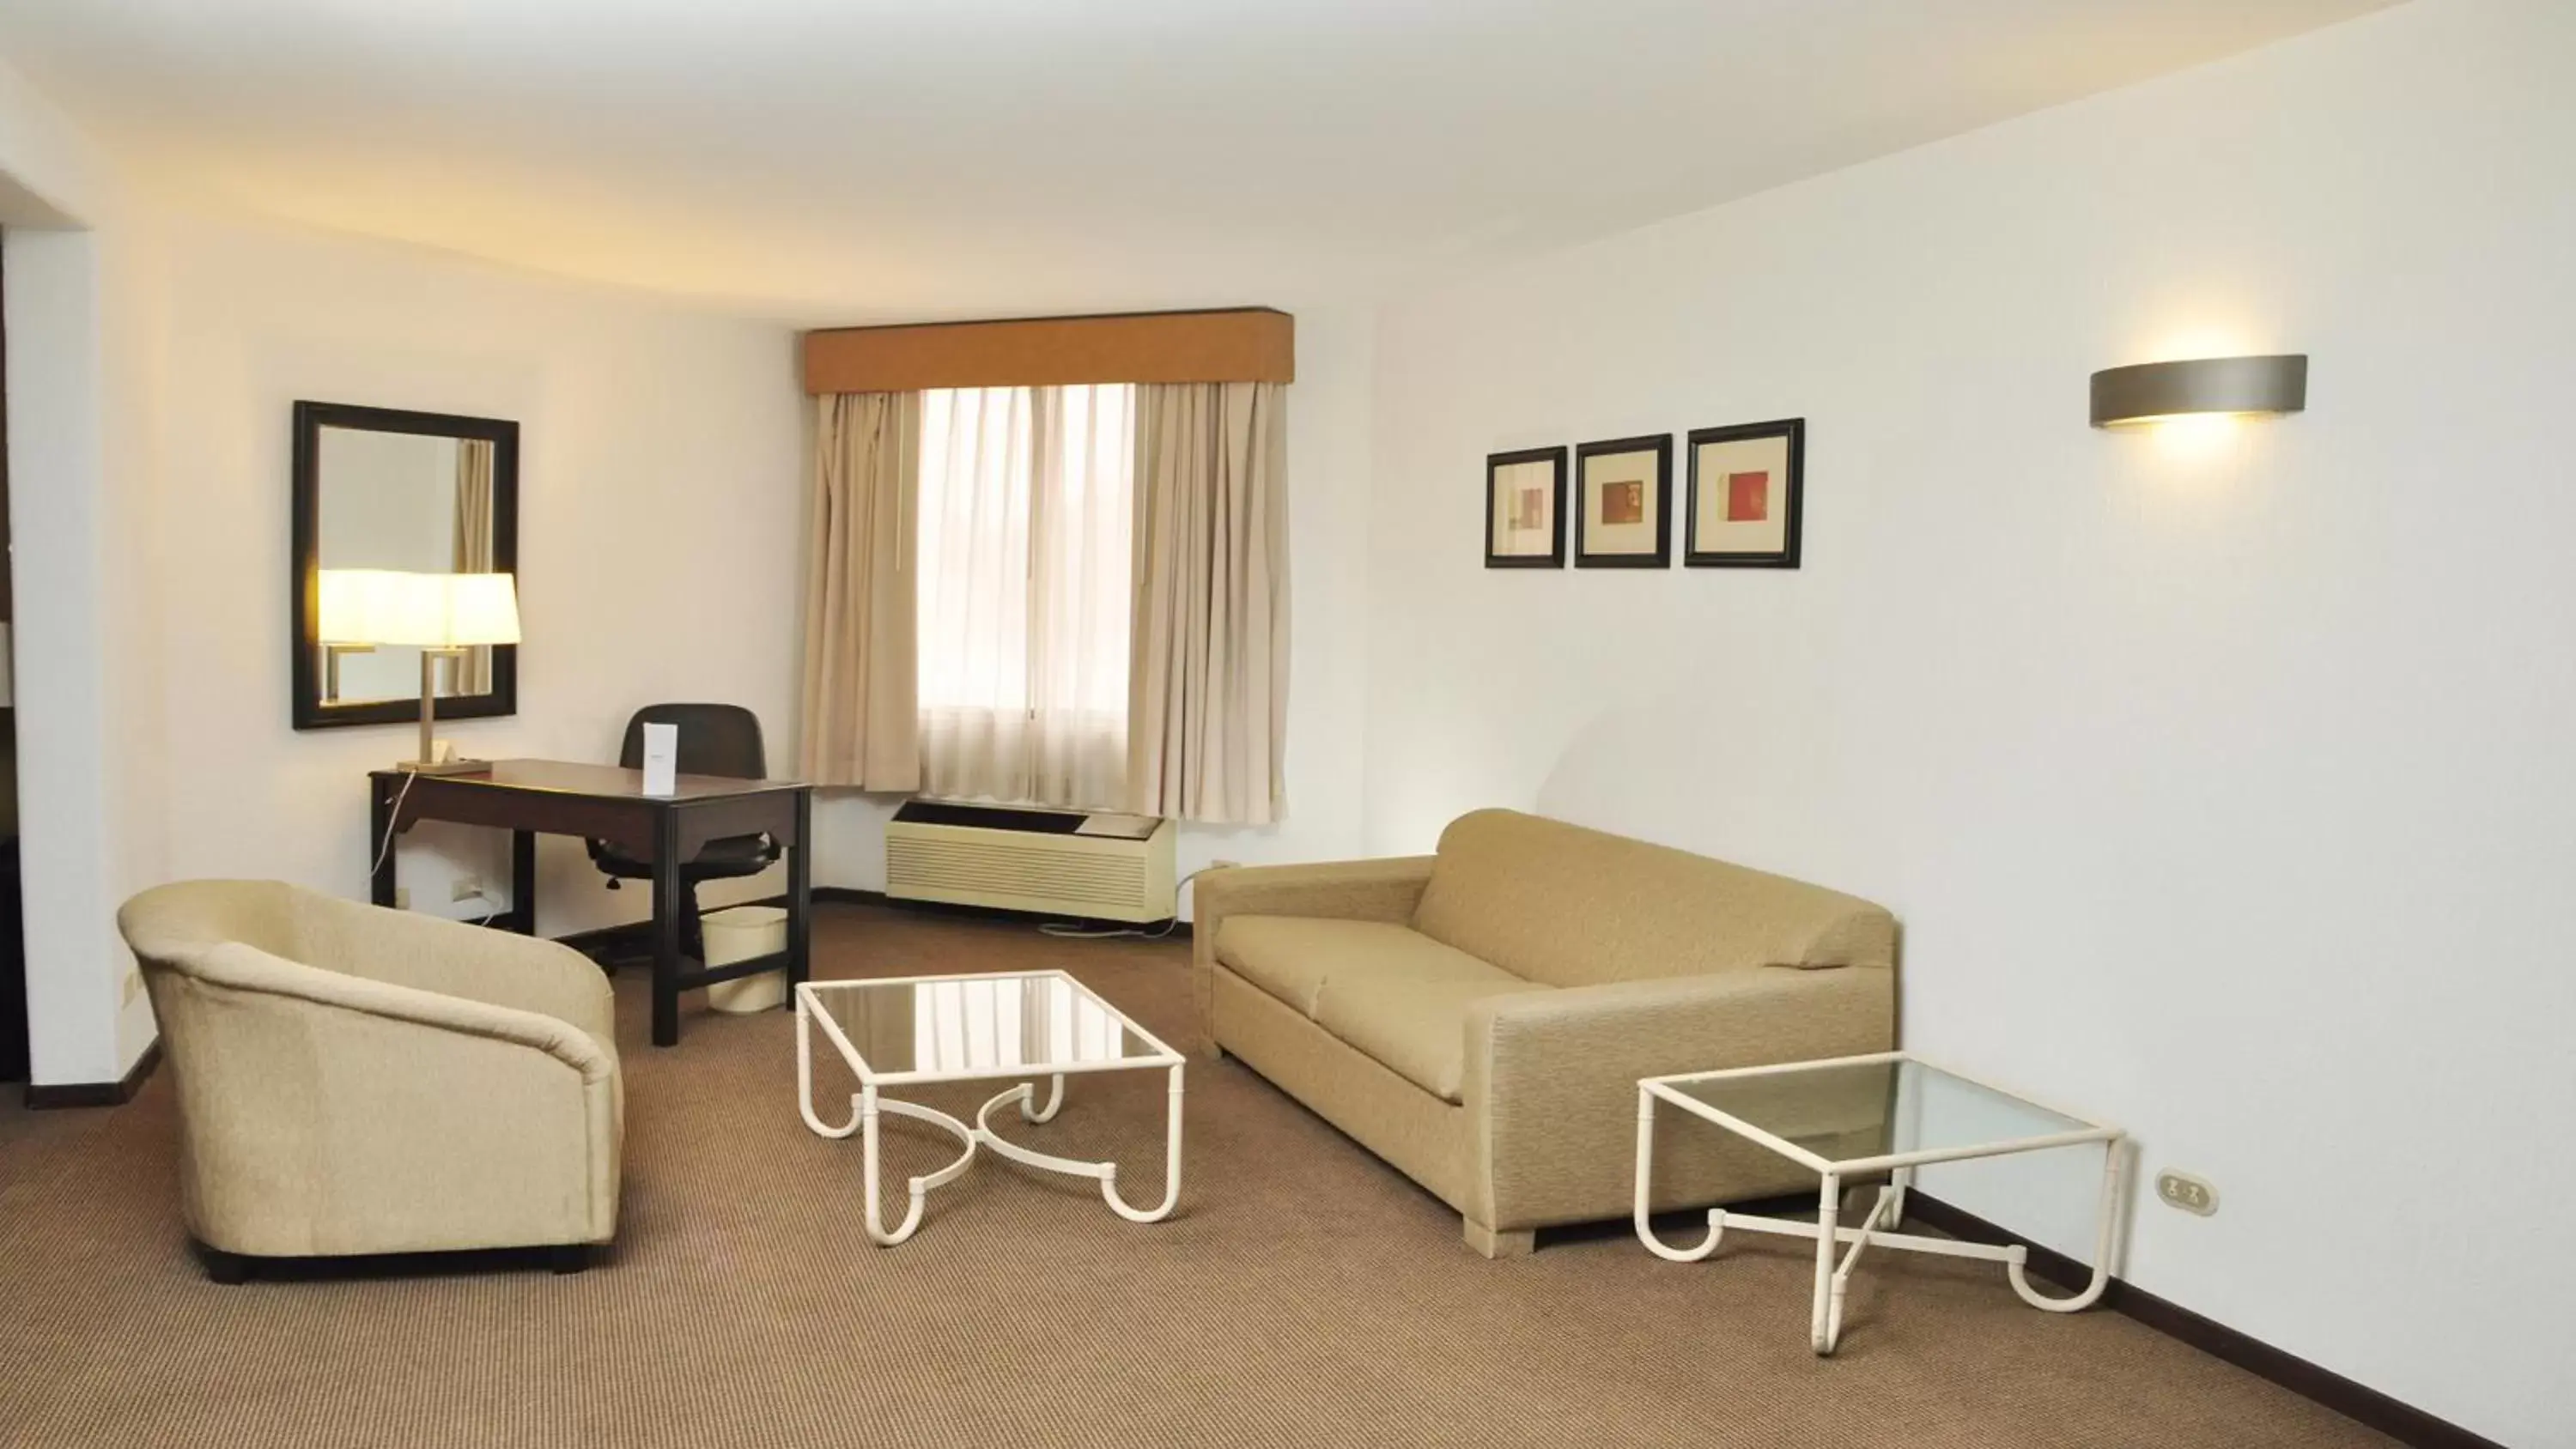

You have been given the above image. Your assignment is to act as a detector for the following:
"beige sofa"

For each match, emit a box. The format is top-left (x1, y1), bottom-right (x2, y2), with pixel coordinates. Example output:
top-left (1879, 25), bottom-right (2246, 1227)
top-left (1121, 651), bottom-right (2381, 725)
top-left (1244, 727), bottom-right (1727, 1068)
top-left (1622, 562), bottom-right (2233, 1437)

top-left (117, 880), bottom-right (624, 1279)
top-left (1196, 809), bottom-right (1896, 1257)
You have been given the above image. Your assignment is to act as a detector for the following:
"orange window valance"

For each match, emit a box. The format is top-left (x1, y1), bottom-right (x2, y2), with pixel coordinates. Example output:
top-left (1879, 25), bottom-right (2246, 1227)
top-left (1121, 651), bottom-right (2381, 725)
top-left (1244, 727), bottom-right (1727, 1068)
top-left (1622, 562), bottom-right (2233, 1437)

top-left (801, 307), bottom-right (1294, 395)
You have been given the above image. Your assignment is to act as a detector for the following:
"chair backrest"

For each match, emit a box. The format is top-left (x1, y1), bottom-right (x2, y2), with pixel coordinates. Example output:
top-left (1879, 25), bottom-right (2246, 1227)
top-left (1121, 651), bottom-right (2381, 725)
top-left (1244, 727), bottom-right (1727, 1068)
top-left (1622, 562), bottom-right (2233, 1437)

top-left (617, 703), bottom-right (767, 780)
top-left (1408, 809), bottom-right (1898, 989)
top-left (118, 879), bottom-right (308, 975)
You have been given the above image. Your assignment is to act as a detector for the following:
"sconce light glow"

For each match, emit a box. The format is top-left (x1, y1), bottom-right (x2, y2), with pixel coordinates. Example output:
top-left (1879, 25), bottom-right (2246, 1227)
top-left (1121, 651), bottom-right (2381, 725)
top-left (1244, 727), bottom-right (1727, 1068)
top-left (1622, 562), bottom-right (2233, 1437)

top-left (2090, 355), bottom-right (2307, 429)
top-left (2148, 412), bottom-right (2245, 464)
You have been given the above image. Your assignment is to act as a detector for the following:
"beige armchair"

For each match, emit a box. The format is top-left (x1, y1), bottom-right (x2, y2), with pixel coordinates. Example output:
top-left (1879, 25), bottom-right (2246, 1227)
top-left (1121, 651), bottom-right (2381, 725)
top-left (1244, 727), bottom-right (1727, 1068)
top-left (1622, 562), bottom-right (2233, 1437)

top-left (1197, 810), bottom-right (1897, 1257)
top-left (116, 880), bottom-right (623, 1281)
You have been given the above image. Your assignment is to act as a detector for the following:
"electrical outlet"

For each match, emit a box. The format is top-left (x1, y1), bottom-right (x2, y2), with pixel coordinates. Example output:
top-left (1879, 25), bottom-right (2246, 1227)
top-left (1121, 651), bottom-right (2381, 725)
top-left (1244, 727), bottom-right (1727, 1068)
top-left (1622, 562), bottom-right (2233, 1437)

top-left (394, 886), bottom-right (411, 911)
top-left (451, 876), bottom-right (483, 903)
top-left (2155, 1169), bottom-right (2219, 1216)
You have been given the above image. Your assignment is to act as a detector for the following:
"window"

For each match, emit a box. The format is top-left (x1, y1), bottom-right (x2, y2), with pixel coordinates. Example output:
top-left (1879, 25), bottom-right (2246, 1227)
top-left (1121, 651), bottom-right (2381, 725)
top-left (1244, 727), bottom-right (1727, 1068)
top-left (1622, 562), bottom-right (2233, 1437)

top-left (914, 384), bottom-right (1134, 808)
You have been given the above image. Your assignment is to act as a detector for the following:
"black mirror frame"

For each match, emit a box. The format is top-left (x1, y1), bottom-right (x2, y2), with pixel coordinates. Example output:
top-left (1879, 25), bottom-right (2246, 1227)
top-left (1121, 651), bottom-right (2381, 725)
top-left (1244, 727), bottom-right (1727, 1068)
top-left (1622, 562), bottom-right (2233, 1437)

top-left (290, 400), bottom-right (521, 731)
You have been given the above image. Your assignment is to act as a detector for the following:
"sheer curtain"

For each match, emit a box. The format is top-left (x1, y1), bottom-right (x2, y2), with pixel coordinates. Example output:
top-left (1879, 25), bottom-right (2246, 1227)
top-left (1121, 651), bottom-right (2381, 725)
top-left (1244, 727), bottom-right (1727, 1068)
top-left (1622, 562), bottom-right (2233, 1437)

top-left (916, 385), bottom-right (1133, 808)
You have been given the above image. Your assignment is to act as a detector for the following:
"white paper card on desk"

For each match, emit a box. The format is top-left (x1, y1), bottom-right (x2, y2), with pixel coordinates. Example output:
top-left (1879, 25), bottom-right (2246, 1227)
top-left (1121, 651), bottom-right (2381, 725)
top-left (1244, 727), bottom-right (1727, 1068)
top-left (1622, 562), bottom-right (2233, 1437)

top-left (641, 722), bottom-right (678, 797)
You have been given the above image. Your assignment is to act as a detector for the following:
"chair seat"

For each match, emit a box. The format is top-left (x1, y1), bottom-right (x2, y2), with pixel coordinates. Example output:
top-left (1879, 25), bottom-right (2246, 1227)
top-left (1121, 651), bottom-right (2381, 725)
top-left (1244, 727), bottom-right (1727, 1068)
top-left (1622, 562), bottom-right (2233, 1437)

top-left (591, 833), bottom-right (776, 881)
top-left (1215, 916), bottom-right (1550, 1101)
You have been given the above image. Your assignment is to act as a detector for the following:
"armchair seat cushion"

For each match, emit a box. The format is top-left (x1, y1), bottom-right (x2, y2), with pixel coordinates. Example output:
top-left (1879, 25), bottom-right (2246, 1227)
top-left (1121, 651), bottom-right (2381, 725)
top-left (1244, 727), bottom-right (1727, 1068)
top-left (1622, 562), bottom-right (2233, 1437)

top-left (1215, 915), bottom-right (1549, 1100)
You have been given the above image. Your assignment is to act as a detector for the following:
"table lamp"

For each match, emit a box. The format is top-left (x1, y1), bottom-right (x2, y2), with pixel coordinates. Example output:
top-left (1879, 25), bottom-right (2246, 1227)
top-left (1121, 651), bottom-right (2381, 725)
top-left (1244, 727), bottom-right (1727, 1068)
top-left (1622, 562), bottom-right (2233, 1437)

top-left (318, 568), bottom-right (521, 774)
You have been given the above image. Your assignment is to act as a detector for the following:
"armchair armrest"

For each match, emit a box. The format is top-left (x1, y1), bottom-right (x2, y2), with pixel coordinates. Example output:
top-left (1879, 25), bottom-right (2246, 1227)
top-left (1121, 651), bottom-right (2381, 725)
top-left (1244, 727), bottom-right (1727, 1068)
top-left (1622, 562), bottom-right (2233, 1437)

top-left (1191, 856), bottom-right (1437, 1047)
top-left (1459, 966), bottom-right (1893, 1228)
top-left (192, 939), bottom-right (617, 1087)
top-left (289, 894), bottom-right (618, 1053)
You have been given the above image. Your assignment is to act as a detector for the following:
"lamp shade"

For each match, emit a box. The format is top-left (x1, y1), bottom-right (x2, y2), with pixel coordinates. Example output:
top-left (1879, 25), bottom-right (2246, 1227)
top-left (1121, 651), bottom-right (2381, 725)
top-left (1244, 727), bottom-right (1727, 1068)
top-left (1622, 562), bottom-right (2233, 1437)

top-left (317, 569), bottom-right (521, 648)
top-left (439, 573), bottom-right (524, 647)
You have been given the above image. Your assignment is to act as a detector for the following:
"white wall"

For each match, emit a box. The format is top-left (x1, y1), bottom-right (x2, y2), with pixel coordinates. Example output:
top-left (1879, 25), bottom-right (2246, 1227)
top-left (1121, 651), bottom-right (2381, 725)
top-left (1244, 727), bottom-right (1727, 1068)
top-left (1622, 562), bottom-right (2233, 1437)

top-left (144, 209), bottom-right (805, 936)
top-left (808, 302), bottom-right (1376, 909)
top-left (1363, 0), bottom-right (2569, 1440)
top-left (0, 52), bottom-right (168, 1085)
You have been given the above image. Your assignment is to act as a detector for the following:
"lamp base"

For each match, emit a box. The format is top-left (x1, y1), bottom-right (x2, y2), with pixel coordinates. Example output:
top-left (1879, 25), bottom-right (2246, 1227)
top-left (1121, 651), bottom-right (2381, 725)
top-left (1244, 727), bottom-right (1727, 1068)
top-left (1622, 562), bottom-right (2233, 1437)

top-left (394, 757), bottom-right (493, 777)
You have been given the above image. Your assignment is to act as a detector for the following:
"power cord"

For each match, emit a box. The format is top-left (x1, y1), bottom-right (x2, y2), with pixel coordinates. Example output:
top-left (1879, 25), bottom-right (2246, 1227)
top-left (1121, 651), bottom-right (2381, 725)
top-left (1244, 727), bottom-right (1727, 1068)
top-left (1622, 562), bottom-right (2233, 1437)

top-left (373, 770), bottom-right (506, 929)
top-left (1036, 867), bottom-right (1213, 941)
top-left (369, 769), bottom-right (420, 883)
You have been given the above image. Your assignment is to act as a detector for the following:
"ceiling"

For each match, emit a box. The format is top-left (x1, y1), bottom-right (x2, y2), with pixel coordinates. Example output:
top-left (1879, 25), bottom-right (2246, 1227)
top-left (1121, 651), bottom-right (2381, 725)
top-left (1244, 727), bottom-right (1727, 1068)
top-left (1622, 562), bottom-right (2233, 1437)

top-left (0, 0), bottom-right (2397, 324)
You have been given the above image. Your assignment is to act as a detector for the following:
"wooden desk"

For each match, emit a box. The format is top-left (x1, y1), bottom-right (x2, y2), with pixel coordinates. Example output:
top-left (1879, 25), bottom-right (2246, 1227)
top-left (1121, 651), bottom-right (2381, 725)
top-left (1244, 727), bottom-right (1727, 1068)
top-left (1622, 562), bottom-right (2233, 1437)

top-left (368, 759), bottom-right (813, 1047)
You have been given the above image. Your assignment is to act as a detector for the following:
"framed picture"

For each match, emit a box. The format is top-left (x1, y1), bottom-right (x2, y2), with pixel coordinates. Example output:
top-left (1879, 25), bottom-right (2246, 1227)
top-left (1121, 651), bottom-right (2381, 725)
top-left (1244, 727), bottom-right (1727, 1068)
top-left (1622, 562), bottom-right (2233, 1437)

top-left (1685, 418), bottom-right (1803, 568)
top-left (1574, 434), bottom-right (1673, 567)
top-left (1485, 446), bottom-right (1567, 567)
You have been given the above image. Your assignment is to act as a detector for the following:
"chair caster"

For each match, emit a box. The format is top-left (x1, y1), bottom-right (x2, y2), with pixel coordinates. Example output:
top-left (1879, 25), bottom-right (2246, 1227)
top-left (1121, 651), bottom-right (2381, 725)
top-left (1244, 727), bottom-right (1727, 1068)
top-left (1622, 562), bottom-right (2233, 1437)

top-left (548, 1245), bottom-right (593, 1276)
top-left (203, 1247), bottom-right (252, 1285)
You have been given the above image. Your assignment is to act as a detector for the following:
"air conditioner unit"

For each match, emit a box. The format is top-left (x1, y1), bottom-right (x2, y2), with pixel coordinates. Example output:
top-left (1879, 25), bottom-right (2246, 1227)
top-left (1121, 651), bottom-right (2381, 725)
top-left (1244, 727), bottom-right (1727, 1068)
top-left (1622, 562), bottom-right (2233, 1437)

top-left (884, 800), bottom-right (1176, 923)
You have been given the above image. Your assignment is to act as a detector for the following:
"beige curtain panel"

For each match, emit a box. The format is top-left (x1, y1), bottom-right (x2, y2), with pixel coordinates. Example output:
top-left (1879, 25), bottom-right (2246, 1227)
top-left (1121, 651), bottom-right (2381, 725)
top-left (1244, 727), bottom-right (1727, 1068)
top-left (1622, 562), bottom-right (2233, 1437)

top-left (799, 391), bottom-right (923, 789)
top-left (451, 438), bottom-right (496, 695)
top-left (1128, 381), bottom-right (1290, 826)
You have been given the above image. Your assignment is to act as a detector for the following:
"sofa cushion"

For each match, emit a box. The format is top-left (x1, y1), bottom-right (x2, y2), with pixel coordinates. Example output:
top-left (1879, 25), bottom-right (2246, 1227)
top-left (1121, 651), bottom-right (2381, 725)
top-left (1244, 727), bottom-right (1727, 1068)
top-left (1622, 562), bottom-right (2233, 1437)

top-left (1411, 809), bottom-right (1898, 991)
top-left (1215, 915), bottom-right (1508, 1016)
top-left (1213, 915), bottom-right (1550, 1100)
top-left (1311, 969), bottom-right (1549, 1102)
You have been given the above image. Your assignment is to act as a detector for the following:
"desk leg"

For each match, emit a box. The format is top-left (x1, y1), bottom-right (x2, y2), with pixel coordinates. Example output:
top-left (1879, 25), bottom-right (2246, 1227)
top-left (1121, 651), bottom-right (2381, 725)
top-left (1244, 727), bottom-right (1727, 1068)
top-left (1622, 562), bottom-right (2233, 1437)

top-left (368, 778), bottom-right (398, 909)
top-left (510, 830), bottom-right (538, 935)
top-left (652, 810), bottom-right (683, 1047)
top-left (786, 788), bottom-right (812, 1006)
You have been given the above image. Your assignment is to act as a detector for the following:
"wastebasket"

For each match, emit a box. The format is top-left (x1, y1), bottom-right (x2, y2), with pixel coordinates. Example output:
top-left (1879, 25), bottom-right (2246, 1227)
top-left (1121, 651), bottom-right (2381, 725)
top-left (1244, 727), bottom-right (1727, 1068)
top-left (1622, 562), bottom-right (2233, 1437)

top-left (702, 904), bottom-right (788, 1014)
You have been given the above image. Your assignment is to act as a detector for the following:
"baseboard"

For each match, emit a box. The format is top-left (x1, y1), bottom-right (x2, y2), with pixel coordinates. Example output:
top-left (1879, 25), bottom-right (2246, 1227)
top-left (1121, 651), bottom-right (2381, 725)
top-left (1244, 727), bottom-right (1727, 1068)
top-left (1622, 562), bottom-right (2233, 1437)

top-left (1903, 1193), bottom-right (2501, 1449)
top-left (24, 1038), bottom-right (162, 1110)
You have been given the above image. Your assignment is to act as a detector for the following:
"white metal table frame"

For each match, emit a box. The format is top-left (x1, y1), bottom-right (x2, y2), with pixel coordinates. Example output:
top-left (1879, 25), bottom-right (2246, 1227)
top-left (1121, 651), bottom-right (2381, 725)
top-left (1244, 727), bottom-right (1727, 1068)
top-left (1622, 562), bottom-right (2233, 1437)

top-left (1635, 1050), bottom-right (2125, 1355)
top-left (795, 971), bottom-right (1186, 1246)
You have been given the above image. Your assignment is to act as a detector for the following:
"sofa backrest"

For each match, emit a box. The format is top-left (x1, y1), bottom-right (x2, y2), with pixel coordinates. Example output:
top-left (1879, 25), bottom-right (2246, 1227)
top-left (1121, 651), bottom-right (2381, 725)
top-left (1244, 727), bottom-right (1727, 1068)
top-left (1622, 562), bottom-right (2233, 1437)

top-left (1410, 809), bottom-right (1895, 989)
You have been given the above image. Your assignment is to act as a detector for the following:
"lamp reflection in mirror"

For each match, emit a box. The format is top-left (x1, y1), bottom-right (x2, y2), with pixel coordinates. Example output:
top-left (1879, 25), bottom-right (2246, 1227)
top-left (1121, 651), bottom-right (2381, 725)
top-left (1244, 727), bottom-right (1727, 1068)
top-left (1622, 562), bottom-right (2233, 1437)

top-left (318, 569), bottom-right (521, 774)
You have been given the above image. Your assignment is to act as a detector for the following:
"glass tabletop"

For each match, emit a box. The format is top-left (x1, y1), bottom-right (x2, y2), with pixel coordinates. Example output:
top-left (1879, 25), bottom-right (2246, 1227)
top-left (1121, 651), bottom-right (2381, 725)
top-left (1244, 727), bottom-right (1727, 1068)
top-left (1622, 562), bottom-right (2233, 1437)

top-left (799, 971), bottom-right (1179, 1084)
top-left (1647, 1055), bottom-right (2113, 1171)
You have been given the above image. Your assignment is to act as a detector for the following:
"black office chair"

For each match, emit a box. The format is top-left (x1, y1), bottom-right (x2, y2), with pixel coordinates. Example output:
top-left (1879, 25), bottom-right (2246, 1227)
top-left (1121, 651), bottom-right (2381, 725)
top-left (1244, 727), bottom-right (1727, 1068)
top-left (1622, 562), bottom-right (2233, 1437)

top-left (587, 703), bottom-right (781, 960)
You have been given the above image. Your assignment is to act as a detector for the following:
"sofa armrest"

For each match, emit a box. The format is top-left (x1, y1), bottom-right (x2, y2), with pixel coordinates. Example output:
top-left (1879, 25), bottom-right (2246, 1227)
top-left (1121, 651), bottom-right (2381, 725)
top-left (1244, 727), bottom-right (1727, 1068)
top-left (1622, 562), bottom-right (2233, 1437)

top-left (1459, 967), bottom-right (1894, 1228)
top-left (289, 894), bottom-right (619, 1055)
top-left (1190, 856), bottom-right (1436, 1050)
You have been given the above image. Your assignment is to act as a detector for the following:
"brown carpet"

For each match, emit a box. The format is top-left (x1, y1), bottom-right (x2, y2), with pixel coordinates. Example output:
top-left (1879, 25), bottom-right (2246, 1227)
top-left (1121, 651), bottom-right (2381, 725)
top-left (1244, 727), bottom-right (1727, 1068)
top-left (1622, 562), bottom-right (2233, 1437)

top-left (0, 902), bottom-right (2389, 1448)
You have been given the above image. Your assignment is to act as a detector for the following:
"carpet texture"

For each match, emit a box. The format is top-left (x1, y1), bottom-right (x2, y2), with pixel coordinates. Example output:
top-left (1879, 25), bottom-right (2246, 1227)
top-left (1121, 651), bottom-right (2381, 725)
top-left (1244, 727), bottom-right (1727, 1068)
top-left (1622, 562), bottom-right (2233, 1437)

top-left (0, 902), bottom-right (2390, 1448)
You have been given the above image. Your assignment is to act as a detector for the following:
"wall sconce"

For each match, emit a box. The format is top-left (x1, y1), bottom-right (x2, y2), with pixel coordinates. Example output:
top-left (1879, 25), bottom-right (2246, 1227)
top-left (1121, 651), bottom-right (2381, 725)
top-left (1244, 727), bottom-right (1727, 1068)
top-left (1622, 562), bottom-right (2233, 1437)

top-left (2090, 355), bottom-right (2308, 428)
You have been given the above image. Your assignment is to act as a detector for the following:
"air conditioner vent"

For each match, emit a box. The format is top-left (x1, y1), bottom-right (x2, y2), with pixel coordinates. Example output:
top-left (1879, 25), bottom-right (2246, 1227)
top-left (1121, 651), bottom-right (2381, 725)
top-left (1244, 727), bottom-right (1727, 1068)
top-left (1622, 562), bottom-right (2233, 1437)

top-left (884, 802), bottom-right (1176, 923)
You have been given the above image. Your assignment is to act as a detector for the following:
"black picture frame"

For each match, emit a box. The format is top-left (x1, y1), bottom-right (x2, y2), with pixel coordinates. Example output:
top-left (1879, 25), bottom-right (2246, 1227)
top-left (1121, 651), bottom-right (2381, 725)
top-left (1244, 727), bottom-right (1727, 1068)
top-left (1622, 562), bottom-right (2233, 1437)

top-left (290, 401), bottom-right (521, 731)
top-left (1573, 433), bottom-right (1673, 568)
top-left (1484, 446), bottom-right (1568, 568)
top-left (1684, 418), bottom-right (1804, 569)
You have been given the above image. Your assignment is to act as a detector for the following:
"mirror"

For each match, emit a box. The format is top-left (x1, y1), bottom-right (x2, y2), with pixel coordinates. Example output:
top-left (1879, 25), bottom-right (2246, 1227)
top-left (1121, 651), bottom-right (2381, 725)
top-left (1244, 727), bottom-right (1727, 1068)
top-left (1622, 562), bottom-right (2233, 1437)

top-left (291, 402), bottom-right (519, 730)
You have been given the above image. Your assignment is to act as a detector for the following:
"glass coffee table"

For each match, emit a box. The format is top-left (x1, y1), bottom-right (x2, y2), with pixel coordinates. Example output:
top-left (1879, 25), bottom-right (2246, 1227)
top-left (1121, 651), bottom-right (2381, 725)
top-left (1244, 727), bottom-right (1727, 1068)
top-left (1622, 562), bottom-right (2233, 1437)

top-left (795, 971), bottom-right (1185, 1246)
top-left (1635, 1051), bottom-right (2124, 1355)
